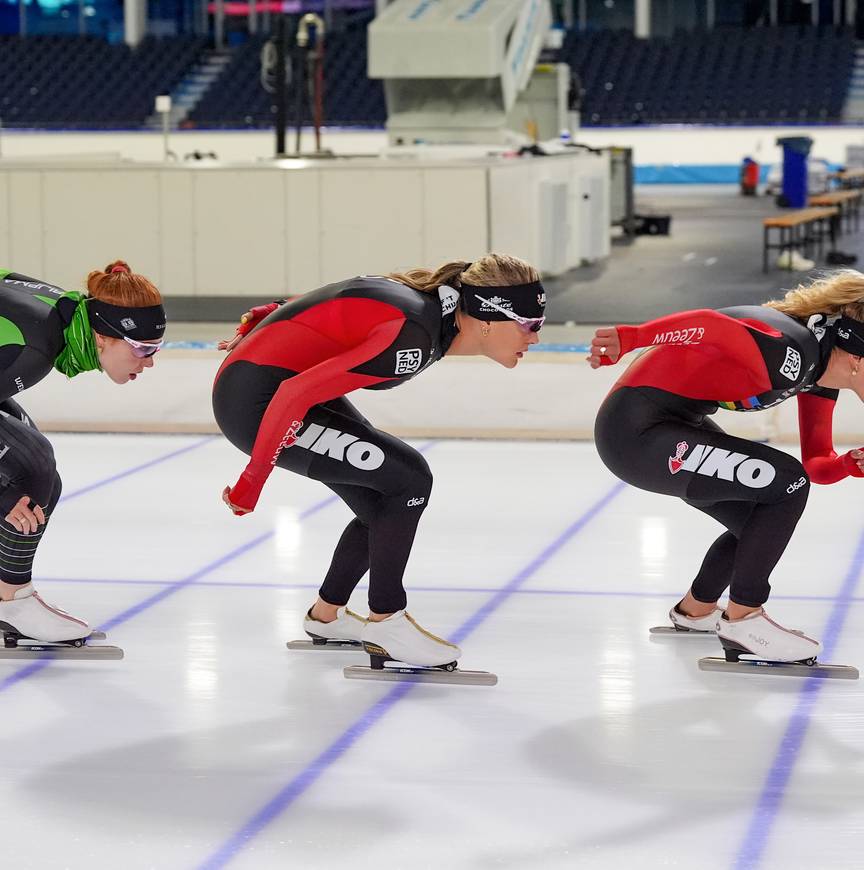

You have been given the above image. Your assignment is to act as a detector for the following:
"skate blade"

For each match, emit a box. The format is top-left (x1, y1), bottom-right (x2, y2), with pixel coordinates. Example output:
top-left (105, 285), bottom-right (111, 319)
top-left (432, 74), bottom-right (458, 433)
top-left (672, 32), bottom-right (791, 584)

top-left (90, 631), bottom-right (107, 641)
top-left (344, 665), bottom-right (497, 686)
top-left (649, 626), bottom-right (716, 636)
top-left (698, 656), bottom-right (859, 680)
top-left (286, 639), bottom-right (364, 651)
top-left (0, 644), bottom-right (123, 660)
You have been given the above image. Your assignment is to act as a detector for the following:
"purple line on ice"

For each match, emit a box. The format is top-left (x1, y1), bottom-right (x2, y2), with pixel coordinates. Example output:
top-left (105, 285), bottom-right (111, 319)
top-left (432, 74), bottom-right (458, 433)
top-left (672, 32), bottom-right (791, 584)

top-left (731, 525), bottom-right (864, 870)
top-left (59, 435), bottom-right (215, 503)
top-left (194, 480), bottom-right (627, 870)
top-left (0, 441), bottom-right (434, 694)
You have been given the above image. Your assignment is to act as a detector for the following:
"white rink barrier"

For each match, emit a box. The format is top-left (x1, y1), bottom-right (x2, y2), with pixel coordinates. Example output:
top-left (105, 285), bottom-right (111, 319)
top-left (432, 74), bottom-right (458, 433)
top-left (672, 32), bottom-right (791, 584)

top-left (19, 348), bottom-right (864, 444)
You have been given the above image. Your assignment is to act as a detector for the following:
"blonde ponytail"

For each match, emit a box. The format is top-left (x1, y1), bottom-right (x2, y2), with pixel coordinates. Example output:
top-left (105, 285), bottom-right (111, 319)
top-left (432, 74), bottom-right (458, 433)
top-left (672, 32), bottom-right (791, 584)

top-left (766, 270), bottom-right (864, 321)
top-left (389, 253), bottom-right (539, 294)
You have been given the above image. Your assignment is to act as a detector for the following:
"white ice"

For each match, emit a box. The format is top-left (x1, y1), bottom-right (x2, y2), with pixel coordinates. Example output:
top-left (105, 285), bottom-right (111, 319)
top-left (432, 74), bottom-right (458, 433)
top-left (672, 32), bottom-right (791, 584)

top-left (3, 434), bottom-right (863, 870)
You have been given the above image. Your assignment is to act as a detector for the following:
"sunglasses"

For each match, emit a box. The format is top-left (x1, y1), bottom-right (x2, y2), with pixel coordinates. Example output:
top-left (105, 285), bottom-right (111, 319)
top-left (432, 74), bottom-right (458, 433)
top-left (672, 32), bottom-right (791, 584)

top-left (474, 295), bottom-right (545, 333)
top-left (122, 335), bottom-right (163, 358)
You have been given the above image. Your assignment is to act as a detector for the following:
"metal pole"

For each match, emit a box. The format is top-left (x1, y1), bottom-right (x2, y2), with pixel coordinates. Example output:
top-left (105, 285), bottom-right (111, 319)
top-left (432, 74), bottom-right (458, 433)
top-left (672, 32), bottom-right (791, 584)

top-left (562, 0), bottom-right (574, 28)
top-left (578, 0), bottom-right (586, 31)
top-left (18, 0), bottom-right (25, 36)
top-left (214, 0), bottom-right (224, 49)
top-left (769, 0), bottom-right (778, 26)
top-left (848, 0), bottom-right (857, 27)
top-left (249, 0), bottom-right (257, 35)
top-left (812, 0), bottom-right (819, 26)
top-left (634, 0), bottom-right (650, 37)
top-left (275, 14), bottom-right (287, 156)
top-left (79, 0), bottom-right (85, 35)
top-left (163, 111), bottom-right (170, 161)
top-left (835, 0), bottom-right (842, 26)
top-left (706, 0), bottom-right (715, 29)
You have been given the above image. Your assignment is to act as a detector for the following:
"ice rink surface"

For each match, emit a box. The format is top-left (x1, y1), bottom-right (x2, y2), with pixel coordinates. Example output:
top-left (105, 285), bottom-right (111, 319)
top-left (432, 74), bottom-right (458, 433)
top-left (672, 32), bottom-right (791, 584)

top-left (7, 434), bottom-right (864, 870)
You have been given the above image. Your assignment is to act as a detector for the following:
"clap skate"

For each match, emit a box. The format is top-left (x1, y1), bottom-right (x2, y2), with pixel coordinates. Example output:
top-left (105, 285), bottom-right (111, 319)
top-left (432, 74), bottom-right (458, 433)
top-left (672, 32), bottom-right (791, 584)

top-left (343, 611), bottom-right (497, 686)
top-left (286, 606), bottom-right (366, 651)
top-left (698, 609), bottom-right (858, 680)
top-left (0, 584), bottom-right (122, 660)
top-left (650, 602), bottom-right (723, 637)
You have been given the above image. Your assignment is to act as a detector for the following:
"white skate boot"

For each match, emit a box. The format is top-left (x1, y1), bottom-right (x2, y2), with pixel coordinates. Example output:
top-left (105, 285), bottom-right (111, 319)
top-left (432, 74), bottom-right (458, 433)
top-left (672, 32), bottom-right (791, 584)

top-left (650, 602), bottom-right (723, 636)
top-left (345, 611), bottom-right (496, 686)
top-left (699, 610), bottom-right (857, 679)
top-left (286, 606), bottom-right (366, 651)
top-left (0, 584), bottom-right (121, 660)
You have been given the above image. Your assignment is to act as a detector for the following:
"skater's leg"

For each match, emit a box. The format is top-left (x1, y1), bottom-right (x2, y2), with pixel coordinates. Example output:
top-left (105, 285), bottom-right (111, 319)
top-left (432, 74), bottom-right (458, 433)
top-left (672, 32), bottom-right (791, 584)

top-left (0, 412), bottom-right (62, 594)
top-left (596, 387), bottom-right (809, 616)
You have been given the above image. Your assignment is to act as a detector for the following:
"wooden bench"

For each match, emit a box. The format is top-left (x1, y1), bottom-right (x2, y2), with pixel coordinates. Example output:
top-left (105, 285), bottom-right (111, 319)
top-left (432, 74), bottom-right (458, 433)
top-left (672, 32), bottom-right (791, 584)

top-left (763, 206), bottom-right (838, 272)
top-left (809, 189), bottom-right (862, 233)
top-left (828, 168), bottom-right (864, 189)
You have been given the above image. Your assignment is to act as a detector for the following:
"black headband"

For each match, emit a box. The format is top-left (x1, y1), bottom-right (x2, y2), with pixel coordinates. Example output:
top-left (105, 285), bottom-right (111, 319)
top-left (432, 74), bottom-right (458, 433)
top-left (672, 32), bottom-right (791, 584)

top-left (87, 299), bottom-right (166, 341)
top-left (459, 280), bottom-right (546, 321)
top-left (833, 316), bottom-right (864, 357)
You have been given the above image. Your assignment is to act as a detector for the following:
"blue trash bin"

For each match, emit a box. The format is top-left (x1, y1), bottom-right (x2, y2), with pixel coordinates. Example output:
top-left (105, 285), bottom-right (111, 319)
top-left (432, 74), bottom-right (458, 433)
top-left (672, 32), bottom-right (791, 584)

top-left (776, 136), bottom-right (814, 208)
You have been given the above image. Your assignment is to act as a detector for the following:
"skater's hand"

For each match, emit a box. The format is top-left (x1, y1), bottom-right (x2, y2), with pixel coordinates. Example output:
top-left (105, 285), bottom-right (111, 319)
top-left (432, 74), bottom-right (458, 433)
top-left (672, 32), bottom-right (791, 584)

top-left (222, 485), bottom-right (253, 516)
top-left (587, 327), bottom-right (621, 368)
top-left (5, 496), bottom-right (45, 534)
top-left (851, 449), bottom-right (864, 473)
top-left (217, 309), bottom-right (256, 352)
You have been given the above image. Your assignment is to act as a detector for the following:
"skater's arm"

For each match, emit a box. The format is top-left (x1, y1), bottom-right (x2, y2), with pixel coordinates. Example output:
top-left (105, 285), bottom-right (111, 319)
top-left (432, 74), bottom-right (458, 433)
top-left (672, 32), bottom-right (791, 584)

top-left (588, 309), bottom-right (781, 368)
top-left (218, 301), bottom-right (287, 352)
top-left (226, 319), bottom-right (405, 512)
top-left (797, 390), bottom-right (864, 483)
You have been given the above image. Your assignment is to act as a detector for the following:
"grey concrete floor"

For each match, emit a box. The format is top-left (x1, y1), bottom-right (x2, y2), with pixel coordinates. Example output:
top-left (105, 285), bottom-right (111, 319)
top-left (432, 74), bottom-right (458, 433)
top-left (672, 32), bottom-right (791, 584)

top-left (546, 184), bottom-right (862, 324)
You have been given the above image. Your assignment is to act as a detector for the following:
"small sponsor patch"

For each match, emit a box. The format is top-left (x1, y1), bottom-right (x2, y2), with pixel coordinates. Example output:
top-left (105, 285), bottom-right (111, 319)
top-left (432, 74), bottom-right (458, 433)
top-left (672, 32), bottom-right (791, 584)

top-left (395, 348), bottom-right (422, 374)
top-left (120, 317), bottom-right (137, 331)
top-left (779, 347), bottom-right (801, 381)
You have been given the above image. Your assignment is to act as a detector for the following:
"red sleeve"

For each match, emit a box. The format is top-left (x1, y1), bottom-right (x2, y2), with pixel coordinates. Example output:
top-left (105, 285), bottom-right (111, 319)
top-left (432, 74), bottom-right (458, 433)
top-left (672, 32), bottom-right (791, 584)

top-left (228, 318), bottom-right (404, 511)
top-left (609, 309), bottom-right (782, 362)
top-left (236, 302), bottom-right (282, 337)
top-left (798, 391), bottom-right (864, 484)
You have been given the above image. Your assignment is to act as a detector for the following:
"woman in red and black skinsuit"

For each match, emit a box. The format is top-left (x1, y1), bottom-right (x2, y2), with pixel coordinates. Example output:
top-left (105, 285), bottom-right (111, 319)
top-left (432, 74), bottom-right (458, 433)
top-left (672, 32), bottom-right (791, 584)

top-left (213, 254), bottom-right (545, 670)
top-left (590, 272), bottom-right (864, 665)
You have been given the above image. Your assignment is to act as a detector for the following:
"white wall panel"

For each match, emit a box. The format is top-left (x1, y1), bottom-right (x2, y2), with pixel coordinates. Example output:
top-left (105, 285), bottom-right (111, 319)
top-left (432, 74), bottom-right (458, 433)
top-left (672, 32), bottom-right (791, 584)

top-left (319, 168), bottom-right (424, 282)
top-left (284, 169), bottom-right (322, 292)
top-left (159, 170), bottom-right (196, 297)
top-left (421, 167), bottom-right (488, 264)
top-left (41, 170), bottom-right (161, 290)
top-left (8, 172), bottom-right (45, 278)
top-left (193, 170), bottom-right (286, 296)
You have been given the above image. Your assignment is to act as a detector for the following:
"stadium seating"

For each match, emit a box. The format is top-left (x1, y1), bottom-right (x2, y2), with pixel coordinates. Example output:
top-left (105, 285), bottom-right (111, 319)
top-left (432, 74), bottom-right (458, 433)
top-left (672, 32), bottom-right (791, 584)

top-left (561, 26), bottom-right (856, 126)
top-left (0, 34), bottom-right (206, 128)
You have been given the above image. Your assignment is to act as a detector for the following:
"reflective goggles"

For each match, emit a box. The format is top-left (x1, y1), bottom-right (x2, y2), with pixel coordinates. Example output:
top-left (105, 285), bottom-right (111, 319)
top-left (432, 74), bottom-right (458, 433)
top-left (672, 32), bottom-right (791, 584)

top-left (122, 335), bottom-right (164, 358)
top-left (474, 295), bottom-right (546, 333)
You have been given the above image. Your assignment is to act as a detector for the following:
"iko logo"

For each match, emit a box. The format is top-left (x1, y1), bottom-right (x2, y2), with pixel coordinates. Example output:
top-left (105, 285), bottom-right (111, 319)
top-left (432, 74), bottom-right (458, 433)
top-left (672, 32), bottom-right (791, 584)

top-left (779, 347), bottom-right (801, 381)
top-left (406, 497), bottom-right (425, 507)
top-left (293, 422), bottom-right (385, 471)
top-left (748, 633), bottom-right (770, 647)
top-left (787, 476), bottom-right (808, 494)
top-left (14, 377), bottom-right (24, 392)
top-left (439, 285), bottom-right (459, 317)
top-left (120, 317), bottom-right (137, 332)
top-left (395, 348), bottom-right (422, 375)
top-left (666, 442), bottom-right (776, 489)
top-left (537, 291), bottom-right (546, 306)
top-left (651, 327), bottom-right (704, 347)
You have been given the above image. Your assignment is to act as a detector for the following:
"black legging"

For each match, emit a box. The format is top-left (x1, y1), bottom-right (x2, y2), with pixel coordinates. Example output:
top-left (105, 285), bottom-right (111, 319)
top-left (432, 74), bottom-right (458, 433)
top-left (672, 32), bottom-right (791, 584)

top-left (213, 361), bottom-right (432, 613)
top-left (594, 386), bottom-right (809, 608)
top-left (0, 399), bottom-right (62, 586)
